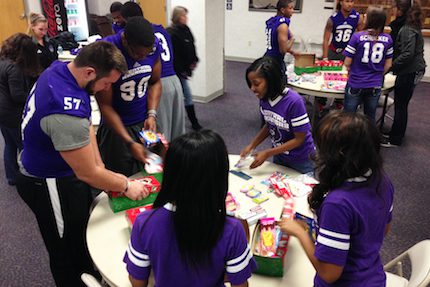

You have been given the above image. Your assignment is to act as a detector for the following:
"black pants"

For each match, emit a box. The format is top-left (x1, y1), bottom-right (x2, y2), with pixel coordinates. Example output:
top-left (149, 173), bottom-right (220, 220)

top-left (16, 173), bottom-right (98, 287)
top-left (389, 72), bottom-right (416, 145)
top-left (97, 121), bottom-right (144, 177)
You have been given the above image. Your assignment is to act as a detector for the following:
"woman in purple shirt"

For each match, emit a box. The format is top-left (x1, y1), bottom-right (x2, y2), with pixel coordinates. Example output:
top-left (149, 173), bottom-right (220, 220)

top-left (124, 130), bottom-right (256, 287)
top-left (281, 111), bottom-right (394, 286)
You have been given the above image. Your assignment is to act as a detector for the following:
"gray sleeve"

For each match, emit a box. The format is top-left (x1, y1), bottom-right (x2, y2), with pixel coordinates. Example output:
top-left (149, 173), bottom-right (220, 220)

top-left (40, 114), bottom-right (90, 151)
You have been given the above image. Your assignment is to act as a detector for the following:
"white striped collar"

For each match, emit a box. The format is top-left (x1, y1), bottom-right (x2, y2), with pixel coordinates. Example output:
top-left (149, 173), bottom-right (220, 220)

top-left (346, 169), bottom-right (372, 182)
top-left (163, 202), bottom-right (176, 212)
top-left (268, 87), bottom-right (289, 107)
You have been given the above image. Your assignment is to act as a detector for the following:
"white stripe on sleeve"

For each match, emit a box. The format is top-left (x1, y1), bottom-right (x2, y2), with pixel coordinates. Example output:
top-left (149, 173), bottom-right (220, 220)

top-left (345, 46), bottom-right (356, 55)
top-left (291, 117), bottom-right (310, 127)
top-left (126, 247), bottom-right (150, 268)
top-left (291, 113), bottom-right (308, 123)
top-left (129, 243), bottom-right (149, 260)
top-left (226, 245), bottom-right (250, 265)
top-left (319, 228), bottom-right (350, 240)
top-left (389, 204), bottom-right (393, 212)
top-left (226, 249), bottom-right (253, 274)
top-left (317, 235), bottom-right (350, 251)
top-left (387, 48), bottom-right (393, 55)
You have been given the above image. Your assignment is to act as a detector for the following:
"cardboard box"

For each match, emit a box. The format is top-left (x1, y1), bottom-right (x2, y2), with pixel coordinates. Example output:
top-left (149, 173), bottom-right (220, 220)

top-left (294, 53), bottom-right (318, 75)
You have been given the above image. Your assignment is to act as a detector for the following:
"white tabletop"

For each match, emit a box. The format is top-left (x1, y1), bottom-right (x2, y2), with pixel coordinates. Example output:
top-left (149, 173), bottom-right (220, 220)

top-left (58, 50), bottom-right (76, 62)
top-left (86, 155), bottom-right (316, 287)
top-left (288, 70), bottom-right (396, 99)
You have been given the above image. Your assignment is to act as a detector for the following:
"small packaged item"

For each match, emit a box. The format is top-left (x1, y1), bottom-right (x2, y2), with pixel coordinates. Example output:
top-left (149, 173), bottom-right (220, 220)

top-left (225, 192), bottom-right (239, 215)
top-left (139, 130), bottom-right (160, 148)
top-left (295, 212), bottom-right (317, 242)
top-left (238, 207), bottom-right (267, 225)
top-left (252, 195), bottom-right (269, 204)
top-left (235, 153), bottom-right (254, 169)
top-left (259, 217), bottom-right (277, 257)
top-left (145, 151), bottom-right (163, 174)
top-left (246, 189), bottom-right (261, 198)
top-left (281, 197), bottom-right (295, 219)
top-left (240, 184), bottom-right (254, 193)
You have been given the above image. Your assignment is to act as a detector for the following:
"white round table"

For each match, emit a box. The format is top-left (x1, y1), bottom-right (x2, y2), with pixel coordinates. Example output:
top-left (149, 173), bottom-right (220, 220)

top-left (86, 155), bottom-right (316, 287)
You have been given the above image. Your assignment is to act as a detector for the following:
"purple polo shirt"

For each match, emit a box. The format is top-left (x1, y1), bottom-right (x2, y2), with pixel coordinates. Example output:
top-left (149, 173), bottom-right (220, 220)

top-left (20, 61), bottom-right (91, 177)
top-left (329, 9), bottom-right (360, 52)
top-left (344, 31), bottom-right (393, 88)
top-left (265, 15), bottom-right (291, 62)
top-left (124, 203), bottom-right (257, 286)
top-left (260, 88), bottom-right (315, 164)
top-left (103, 32), bottom-right (162, 125)
top-left (314, 172), bottom-right (394, 286)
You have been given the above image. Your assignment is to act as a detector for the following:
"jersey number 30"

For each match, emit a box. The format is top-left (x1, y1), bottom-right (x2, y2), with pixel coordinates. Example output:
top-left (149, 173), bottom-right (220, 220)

top-left (154, 32), bottom-right (171, 62)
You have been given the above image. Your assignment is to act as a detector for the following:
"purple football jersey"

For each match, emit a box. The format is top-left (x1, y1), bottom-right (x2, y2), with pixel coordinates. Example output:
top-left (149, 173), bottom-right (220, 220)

top-left (344, 31), bottom-right (393, 88)
top-left (103, 32), bottom-right (162, 125)
top-left (21, 61), bottom-right (91, 177)
top-left (112, 23), bottom-right (124, 34)
top-left (314, 173), bottom-right (394, 286)
top-left (330, 9), bottom-right (360, 52)
top-left (265, 16), bottom-right (291, 61)
top-left (124, 203), bottom-right (257, 286)
top-left (152, 24), bottom-right (176, 78)
top-left (260, 88), bottom-right (315, 164)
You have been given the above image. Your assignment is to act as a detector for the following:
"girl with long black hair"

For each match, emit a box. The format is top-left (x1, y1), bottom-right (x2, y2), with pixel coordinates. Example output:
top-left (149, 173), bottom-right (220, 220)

top-left (280, 111), bottom-right (394, 286)
top-left (124, 130), bottom-right (256, 287)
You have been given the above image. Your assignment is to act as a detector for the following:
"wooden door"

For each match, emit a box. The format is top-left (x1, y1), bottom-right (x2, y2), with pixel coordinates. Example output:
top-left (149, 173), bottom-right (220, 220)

top-left (139, 0), bottom-right (167, 27)
top-left (0, 0), bottom-right (28, 41)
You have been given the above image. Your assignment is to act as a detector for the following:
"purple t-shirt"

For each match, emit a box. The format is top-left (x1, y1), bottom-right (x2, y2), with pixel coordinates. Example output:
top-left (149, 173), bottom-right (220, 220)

top-left (152, 24), bottom-right (176, 78)
top-left (314, 172), bottom-right (394, 287)
top-left (124, 203), bottom-right (257, 286)
top-left (330, 9), bottom-right (360, 52)
top-left (21, 61), bottom-right (91, 177)
top-left (103, 32), bottom-right (162, 125)
top-left (265, 15), bottom-right (291, 61)
top-left (260, 88), bottom-right (315, 164)
top-left (344, 31), bottom-right (393, 88)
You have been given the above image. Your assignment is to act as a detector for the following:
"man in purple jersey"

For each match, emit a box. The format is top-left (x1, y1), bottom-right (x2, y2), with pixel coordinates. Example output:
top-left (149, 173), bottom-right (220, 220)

top-left (264, 0), bottom-right (296, 82)
top-left (322, 0), bottom-right (362, 60)
top-left (96, 17), bottom-right (162, 176)
top-left (17, 41), bottom-right (148, 287)
top-left (343, 7), bottom-right (393, 122)
top-left (119, 2), bottom-right (186, 141)
top-left (318, 0), bottom-right (363, 115)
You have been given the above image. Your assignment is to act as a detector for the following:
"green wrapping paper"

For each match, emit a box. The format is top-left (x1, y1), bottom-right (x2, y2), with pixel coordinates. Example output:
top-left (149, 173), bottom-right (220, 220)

top-left (108, 171), bottom-right (163, 213)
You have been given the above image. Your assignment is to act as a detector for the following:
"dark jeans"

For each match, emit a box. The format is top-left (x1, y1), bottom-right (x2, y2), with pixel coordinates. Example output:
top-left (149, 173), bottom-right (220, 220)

top-left (273, 154), bottom-right (314, 174)
top-left (16, 173), bottom-right (99, 287)
top-left (389, 72), bottom-right (417, 145)
top-left (344, 85), bottom-right (382, 123)
top-left (0, 125), bottom-right (22, 184)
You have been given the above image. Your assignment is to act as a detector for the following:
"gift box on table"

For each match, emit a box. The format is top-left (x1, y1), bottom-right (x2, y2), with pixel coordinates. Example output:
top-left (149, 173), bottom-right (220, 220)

top-left (251, 218), bottom-right (289, 277)
top-left (316, 59), bottom-right (343, 71)
top-left (108, 172), bottom-right (163, 213)
top-left (126, 203), bottom-right (153, 226)
top-left (294, 53), bottom-right (319, 75)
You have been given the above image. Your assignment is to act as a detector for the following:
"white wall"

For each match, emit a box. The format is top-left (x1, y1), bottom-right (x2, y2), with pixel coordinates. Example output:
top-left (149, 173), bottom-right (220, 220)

top-left (169, 0), bottom-right (224, 101)
top-left (225, 0), bottom-right (332, 61)
top-left (25, 0), bottom-right (41, 14)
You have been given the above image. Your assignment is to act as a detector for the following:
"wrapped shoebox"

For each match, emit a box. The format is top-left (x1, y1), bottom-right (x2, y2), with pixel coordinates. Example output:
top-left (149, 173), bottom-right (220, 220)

top-left (126, 203), bottom-right (153, 226)
top-left (108, 173), bottom-right (162, 213)
top-left (294, 53), bottom-right (319, 75)
top-left (251, 218), bottom-right (289, 277)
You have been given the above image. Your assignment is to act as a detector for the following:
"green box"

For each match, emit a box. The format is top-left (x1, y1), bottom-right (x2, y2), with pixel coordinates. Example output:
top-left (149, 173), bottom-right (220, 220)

top-left (251, 222), bottom-right (286, 277)
top-left (108, 171), bottom-right (163, 213)
top-left (321, 66), bottom-right (343, 71)
top-left (294, 66), bottom-right (320, 75)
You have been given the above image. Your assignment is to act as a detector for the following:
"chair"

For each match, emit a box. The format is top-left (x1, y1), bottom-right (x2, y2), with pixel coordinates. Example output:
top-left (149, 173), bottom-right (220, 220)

top-left (385, 240), bottom-right (430, 287)
top-left (377, 93), bottom-right (395, 131)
